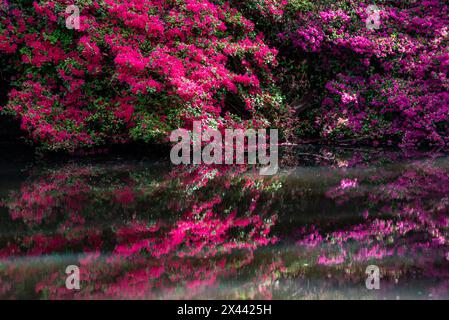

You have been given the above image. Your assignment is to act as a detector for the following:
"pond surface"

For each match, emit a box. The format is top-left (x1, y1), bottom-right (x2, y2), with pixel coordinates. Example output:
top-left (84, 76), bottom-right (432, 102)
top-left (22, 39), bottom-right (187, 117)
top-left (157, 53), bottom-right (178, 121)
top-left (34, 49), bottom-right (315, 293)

top-left (0, 146), bottom-right (448, 299)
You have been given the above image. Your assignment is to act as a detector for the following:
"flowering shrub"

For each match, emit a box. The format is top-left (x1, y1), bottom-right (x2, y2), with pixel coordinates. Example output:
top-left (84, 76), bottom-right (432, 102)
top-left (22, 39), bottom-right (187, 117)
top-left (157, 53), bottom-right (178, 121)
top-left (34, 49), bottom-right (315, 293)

top-left (0, 0), bottom-right (283, 151)
top-left (1, 0), bottom-right (449, 150)
top-left (284, 0), bottom-right (449, 148)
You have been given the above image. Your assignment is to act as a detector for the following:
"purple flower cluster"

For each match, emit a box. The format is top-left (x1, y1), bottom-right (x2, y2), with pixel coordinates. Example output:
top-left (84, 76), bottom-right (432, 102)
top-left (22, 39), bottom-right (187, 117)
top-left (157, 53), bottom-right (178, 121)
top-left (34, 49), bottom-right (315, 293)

top-left (286, 0), bottom-right (449, 148)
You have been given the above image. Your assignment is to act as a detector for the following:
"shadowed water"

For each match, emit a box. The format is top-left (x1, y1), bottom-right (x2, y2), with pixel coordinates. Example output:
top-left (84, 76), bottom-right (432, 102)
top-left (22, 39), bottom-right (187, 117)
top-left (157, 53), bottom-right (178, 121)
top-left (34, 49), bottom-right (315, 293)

top-left (0, 147), bottom-right (448, 299)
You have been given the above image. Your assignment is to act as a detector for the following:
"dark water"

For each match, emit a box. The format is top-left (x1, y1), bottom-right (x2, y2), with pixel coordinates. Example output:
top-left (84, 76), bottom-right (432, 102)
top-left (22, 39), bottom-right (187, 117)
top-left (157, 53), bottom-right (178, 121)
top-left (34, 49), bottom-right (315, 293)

top-left (0, 146), bottom-right (448, 299)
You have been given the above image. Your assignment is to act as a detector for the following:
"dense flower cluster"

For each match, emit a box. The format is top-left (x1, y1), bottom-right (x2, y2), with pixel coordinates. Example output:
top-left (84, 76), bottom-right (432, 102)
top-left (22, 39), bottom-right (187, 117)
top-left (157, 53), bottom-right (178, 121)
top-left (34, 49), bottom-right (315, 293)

top-left (0, 0), bottom-right (282, 150)
top-left (1, 1), bottom-right (449, 150)
top-left (284, 0), bottom-right (449, 148)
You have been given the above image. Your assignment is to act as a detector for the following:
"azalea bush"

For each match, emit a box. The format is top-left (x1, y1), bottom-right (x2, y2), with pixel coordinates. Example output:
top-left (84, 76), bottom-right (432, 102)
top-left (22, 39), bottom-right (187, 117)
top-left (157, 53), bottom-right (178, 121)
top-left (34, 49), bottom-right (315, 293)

top-left (1, 0), bottom-right (449, 150)
top-left (282, 0), bottom-right (449, 148)
top-left (0, 0), bottom-right (284, 151)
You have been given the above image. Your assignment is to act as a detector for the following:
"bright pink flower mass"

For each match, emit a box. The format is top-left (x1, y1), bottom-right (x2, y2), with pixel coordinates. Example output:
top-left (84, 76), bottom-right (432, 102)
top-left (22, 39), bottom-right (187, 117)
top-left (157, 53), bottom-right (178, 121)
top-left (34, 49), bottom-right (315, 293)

top-left (0, 0), bottom-right (282, 150)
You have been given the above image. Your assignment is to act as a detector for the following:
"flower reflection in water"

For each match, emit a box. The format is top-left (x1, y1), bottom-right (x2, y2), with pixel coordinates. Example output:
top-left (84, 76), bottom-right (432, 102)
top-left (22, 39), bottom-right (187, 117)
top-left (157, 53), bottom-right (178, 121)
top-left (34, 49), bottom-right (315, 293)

top-left (293, 157), bottom-right (449, 299)
top-left (0, 163), bottom-right (280, 299)
top-left (0, 149), bottom-right (448, 299)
